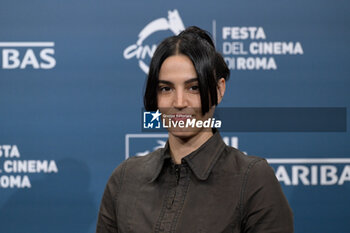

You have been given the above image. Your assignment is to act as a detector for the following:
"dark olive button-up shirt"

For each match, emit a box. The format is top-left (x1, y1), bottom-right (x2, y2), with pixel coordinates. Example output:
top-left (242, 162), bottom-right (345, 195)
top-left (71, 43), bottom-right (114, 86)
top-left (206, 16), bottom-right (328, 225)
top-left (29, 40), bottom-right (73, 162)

top-left (96, 131), bottom-right (294, 233)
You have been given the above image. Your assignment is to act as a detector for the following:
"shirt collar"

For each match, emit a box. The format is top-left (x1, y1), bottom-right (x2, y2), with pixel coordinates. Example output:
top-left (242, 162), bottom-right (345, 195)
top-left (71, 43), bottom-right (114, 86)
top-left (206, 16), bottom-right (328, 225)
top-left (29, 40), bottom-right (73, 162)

top-left (149, 130), bottom-right (226, 182)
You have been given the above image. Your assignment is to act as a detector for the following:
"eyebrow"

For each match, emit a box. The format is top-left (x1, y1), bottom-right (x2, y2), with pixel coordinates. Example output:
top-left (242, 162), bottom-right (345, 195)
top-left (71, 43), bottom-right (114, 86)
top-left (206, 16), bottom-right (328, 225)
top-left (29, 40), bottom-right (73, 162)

top-left (158, 78), bottom-right (198, 85)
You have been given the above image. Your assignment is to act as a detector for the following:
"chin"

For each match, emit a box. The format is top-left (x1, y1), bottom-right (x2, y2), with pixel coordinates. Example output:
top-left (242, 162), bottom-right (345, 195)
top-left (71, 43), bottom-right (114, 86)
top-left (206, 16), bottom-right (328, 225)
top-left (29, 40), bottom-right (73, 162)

top-left (169, 131), bottom-right (196, 139)
top-left (167, 127), bottom-right (209, 140)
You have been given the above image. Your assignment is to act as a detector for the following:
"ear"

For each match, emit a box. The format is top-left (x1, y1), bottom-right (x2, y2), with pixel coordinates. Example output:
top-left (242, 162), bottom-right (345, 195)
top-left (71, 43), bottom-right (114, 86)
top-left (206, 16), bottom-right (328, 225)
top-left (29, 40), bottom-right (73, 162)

top-left (217, 78), bottom-right (226, 104)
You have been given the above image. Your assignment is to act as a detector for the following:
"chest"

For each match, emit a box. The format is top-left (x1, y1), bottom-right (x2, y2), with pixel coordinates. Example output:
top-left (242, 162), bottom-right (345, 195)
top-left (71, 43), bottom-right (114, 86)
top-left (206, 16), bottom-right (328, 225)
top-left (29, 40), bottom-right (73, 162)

top-left (116, 167), bottom-right (243, 233)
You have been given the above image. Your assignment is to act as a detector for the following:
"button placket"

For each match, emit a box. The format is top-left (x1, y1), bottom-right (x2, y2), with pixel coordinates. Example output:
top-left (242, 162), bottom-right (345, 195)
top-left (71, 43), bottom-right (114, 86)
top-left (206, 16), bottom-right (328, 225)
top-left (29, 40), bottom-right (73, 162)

top-left (156, 163), bottom-right (190, 233)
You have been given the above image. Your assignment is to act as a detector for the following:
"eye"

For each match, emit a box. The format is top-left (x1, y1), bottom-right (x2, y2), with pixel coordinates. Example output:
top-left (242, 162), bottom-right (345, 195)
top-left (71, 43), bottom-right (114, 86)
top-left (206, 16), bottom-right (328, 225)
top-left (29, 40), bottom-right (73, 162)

top-left (189, 85), bottom-right (199, 92)
top-left (158, 86), bottom-right (172, 92)
top-left (190, 85), bottom-right (199, 90)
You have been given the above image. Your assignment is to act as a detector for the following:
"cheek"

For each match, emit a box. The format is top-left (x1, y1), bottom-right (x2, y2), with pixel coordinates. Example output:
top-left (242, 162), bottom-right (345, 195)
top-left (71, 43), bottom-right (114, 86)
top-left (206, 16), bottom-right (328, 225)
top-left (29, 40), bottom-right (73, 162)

top-left (157, 94), bottom-right (170, 108)
top-left (190, 94), bottom-right (202, 107)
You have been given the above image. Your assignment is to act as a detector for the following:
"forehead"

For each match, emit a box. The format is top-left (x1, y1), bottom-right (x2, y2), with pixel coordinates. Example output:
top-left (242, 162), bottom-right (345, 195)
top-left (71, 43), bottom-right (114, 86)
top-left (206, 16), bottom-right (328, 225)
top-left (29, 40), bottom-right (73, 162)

top-left (158, 55), bottom-right (197, 81)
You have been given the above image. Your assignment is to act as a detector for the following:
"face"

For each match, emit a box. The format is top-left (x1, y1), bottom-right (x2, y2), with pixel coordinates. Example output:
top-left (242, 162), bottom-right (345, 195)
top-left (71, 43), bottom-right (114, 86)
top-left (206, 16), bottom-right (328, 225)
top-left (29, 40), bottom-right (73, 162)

top-left (157, 55), bottom-right (216, 139)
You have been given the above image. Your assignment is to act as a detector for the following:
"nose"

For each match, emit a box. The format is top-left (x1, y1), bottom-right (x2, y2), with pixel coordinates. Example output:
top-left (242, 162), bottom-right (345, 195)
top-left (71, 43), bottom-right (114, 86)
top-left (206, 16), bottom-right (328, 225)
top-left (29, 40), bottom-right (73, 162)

top-left (173, 89), bottom-right (188, 109)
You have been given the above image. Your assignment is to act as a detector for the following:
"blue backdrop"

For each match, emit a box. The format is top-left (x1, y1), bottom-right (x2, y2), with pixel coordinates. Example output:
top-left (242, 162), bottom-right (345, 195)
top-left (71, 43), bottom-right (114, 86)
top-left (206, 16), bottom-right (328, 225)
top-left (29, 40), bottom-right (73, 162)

top-left (0, 0), bottom-right (349, 232)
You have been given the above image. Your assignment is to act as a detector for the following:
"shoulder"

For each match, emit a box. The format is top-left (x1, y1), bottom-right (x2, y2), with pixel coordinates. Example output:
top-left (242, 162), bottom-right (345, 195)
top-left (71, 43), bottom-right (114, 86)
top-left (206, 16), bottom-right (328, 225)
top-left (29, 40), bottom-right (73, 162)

top-left (230, 147), bottom-right (294, 231)
top-left (109, 148), bottom-right (165, 183)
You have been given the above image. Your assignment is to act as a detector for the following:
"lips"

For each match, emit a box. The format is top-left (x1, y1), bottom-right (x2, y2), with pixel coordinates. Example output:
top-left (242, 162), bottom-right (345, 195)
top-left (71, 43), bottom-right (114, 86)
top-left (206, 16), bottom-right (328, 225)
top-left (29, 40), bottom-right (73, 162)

top-left (172, 117), bottom-right (191, 122)
top-left (171, 113), bottom-right (193, 121)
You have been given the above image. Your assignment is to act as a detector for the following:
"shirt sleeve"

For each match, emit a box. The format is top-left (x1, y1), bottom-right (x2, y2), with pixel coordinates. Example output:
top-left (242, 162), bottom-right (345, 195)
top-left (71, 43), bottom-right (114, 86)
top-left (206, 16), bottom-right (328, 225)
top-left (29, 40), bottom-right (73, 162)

top-left (241, 159), bottom-right (294, 233)
top-left (96, 162), bottom-right (125, 233)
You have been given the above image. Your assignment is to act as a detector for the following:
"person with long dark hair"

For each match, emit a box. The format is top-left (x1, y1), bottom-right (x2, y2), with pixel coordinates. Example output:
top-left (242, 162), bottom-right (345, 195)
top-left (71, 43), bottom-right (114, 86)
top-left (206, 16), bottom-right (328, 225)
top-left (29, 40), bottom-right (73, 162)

top-left (96, 26), bottom-right (293, 233)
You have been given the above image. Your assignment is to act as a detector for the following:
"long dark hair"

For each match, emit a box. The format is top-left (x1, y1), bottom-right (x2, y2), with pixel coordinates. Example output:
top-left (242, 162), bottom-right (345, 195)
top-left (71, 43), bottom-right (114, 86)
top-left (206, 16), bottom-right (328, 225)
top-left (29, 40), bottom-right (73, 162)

top-left (144, 26), bottom-right (230, 115)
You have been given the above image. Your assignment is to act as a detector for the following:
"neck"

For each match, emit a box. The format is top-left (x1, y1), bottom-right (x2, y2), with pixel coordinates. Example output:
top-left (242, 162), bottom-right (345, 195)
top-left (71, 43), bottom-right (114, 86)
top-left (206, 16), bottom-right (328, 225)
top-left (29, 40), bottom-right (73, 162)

top-left (168, 130), bottom-right (214, 164)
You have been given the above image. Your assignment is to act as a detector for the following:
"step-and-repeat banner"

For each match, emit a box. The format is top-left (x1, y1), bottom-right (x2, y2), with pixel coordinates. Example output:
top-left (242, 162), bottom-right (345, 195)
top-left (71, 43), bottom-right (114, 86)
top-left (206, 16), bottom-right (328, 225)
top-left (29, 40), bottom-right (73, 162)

top-left (1, 1), bottom-right (349, 232)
